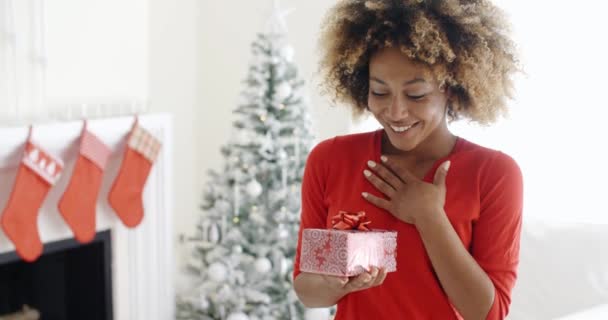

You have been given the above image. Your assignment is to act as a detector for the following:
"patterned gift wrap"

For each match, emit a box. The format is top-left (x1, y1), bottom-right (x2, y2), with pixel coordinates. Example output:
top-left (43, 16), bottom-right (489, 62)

top-left (299, 228), bottom-right (397, 277)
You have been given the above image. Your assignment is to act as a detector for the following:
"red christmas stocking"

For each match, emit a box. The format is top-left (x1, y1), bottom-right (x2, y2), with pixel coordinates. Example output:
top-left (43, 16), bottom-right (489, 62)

top-left (58, 124), bottom-right (111, 243)
top-left (108, 120), bottom-right (161, 228)
top-left (1, 139), bottom-right (63, 262)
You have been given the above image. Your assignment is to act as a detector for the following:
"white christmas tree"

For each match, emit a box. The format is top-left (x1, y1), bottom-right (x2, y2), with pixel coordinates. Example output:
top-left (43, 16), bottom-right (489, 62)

top-left (176, 3), bottom-right (317, 320)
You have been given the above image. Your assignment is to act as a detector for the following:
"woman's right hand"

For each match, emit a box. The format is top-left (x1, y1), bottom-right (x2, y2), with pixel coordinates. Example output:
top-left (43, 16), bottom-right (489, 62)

top-left (294, 266), bottom-right (388, 307)
top-left (335, 266), bottom-right (387, 293)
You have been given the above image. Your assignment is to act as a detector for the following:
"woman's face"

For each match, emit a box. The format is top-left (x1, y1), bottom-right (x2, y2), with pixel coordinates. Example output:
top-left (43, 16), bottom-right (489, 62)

top-left (367, 47), bottom-right (450, 154)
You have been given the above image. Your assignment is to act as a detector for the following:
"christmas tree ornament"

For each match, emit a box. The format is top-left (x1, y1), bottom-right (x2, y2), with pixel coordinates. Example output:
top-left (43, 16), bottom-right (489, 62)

top-left (275, 82), bottom-right (292, 100)
top-left (254, 257), bottom-right (272, 274)
top-left (207, 222), bottom-right (221, 244)
top-left (226, 312), bottom-right (249, 320)
top-left (278, 226), bottom-right (289, 239)
top-left (277, 148), bottom-right (288, 162)
top-left (1, 132), bottom-right (64, 262)
top-left (108, 119), bottom-right (161, 227)
top-left (246, 179), bottom-right (263, 197)
top-left (208, 262), bottom-right (227, 282)
top-left (58, 122), bottom-right (111, 243)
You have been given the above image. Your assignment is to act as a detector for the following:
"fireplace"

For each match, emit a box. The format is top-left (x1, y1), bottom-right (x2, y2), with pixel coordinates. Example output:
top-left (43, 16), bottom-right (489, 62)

top-left (0, 231), bottom-right (113, 320)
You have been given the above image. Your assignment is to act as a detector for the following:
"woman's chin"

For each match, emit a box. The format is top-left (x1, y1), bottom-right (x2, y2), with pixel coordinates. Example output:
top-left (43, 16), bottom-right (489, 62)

top-left (385, 120), bottom-right (430, 151)
top-left (385, 132), bottom-right (417, 153)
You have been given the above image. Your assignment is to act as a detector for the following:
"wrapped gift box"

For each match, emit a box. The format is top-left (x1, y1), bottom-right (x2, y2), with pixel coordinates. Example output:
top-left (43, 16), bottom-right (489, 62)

top-left (299, 227), bottom-right (397, 277)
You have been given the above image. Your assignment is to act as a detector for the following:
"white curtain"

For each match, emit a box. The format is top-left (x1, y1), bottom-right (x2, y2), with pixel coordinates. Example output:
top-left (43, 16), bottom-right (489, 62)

top-left (0, 0), bottom-right (47, 124)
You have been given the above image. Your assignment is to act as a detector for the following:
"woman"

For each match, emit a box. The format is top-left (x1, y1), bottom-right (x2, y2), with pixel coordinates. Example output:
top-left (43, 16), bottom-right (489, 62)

top-left (293, 1), bottom-right (523, 319)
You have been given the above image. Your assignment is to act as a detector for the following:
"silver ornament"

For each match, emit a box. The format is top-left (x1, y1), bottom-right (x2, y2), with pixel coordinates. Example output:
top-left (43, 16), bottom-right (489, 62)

top-left (246, 179), bottom-right (263, 197)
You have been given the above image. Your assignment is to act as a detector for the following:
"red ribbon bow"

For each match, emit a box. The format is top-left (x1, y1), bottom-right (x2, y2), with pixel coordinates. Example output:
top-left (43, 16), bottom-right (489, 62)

top-left (331, 211), bottom-right (371, 231)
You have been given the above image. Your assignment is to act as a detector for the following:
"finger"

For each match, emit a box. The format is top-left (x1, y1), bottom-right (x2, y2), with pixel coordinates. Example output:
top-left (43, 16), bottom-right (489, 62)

top-left (336, 276), bottom-right (349, 288)
top-left (367, 266), bottom-right (381, 286)
top-left (345, 271), bottom-right (373, 291)
top-left (368, 267), bottom-right (381, 287)
top-left (368, 266), bottom-right (379, 278)
top-left (367, 160), bottom-right (402, 190)
top-left (361, 192), bottom-right (391, 211)
top-left (323, 274), bottom-right (349, 289)
top-left (363, 169), bottom-right (396, 198)
top-left (433, 160), bottom-right (451, 188)
top-left (380, 155), bottom-right (418, 183)
top-left (372, 268), bottom-right (388, 286)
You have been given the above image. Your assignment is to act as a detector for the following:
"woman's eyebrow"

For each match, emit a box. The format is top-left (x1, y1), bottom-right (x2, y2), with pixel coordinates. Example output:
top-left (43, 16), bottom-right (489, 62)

top-left (370, 76), bottom-right (427, 86)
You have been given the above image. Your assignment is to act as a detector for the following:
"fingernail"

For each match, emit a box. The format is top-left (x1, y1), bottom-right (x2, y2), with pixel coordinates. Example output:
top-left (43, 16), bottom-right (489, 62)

top-left (367, 160), bottom-right (376, 168)
top-left (363, 169), bottom-right (372, 177)
top-left (443, 161), bottom-right (451, 171)
top-left (380, 155), bottom-right (388, 163)
top-left (362, 192), bottom-right (368, 198)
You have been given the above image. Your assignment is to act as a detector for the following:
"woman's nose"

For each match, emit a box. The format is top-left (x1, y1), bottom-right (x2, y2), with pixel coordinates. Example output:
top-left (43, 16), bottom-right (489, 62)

top-left (387, 96), bottom-right (409, 119)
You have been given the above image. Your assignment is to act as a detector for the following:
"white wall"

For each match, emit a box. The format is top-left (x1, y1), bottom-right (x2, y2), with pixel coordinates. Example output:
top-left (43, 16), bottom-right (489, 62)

top-left (148, 0), bottom-right (201, 271)
top-left (45, 0), bottom-right (148, 100)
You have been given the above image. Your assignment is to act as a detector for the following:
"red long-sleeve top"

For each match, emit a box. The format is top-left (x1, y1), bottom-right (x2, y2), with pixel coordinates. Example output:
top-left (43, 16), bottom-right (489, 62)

top-left (293, 129), bottom-right (523, 319)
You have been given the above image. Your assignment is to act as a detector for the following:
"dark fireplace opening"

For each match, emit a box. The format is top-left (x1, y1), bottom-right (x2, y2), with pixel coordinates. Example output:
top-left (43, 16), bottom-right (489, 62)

top-left (0, 230), bottom-right (113, 320)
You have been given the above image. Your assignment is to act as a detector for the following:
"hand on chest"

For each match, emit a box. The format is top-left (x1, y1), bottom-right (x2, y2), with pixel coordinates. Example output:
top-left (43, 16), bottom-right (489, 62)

top-left (326, 156), bottom-right (478, 230)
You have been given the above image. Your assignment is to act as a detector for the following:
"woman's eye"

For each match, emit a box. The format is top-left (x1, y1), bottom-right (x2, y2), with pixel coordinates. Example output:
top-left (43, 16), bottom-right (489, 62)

top-left (408, 94), bottom-right (426, 100)
top-left (371, 91), bottom-right (388, 97)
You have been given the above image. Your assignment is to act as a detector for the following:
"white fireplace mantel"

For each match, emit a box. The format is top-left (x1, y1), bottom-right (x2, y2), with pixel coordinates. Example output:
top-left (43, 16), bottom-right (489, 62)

top-left (0, 113), bottom-right (175, 320)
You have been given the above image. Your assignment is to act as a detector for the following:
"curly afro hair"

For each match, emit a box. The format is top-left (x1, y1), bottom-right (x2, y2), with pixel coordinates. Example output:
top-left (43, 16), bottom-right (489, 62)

top-left (318, 0), bottom-right (520, 125)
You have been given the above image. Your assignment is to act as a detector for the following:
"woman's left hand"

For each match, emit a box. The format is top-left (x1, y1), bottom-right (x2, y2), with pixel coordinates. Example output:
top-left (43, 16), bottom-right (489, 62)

top-left (362, 156), bottom-right (451, 227)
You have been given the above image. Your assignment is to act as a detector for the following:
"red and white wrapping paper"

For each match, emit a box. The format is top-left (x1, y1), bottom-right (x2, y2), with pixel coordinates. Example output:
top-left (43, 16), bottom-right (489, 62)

top-left (299, 211), bottom-right (397, 277)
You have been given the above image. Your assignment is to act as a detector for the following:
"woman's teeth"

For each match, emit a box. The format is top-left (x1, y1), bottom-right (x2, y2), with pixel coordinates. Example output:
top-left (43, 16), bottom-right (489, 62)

top-left (390, 123), bottom-right (416, 133)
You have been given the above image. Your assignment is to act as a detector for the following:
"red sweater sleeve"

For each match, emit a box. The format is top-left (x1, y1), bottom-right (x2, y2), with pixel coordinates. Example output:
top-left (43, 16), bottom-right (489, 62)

top-left (472, 152), bottom-right (524, 320)
top-left (292, 138), bottom-right (334, 279)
